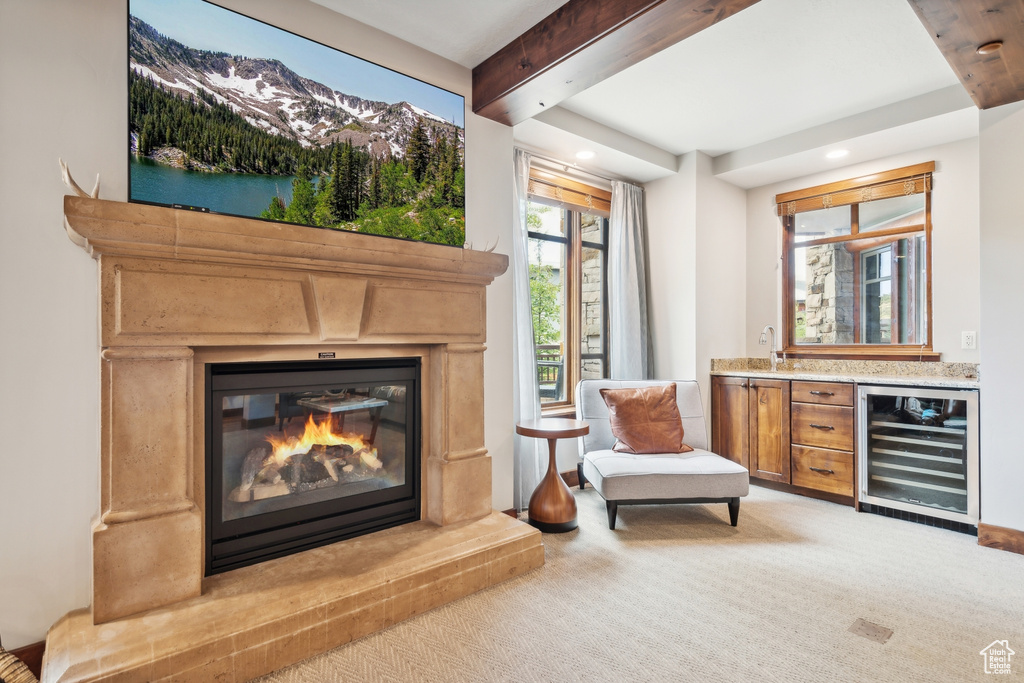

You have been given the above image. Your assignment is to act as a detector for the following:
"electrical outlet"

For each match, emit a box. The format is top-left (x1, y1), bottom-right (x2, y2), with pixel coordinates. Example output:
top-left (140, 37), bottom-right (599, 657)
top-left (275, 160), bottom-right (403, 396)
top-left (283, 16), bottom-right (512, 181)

top-left (962, 331), bottom-right (977, 350)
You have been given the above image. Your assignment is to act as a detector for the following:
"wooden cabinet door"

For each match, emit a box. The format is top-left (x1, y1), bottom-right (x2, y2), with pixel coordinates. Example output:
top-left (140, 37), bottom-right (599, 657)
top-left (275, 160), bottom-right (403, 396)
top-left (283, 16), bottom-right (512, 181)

top-left (748, 379), bottom-right (791, 482)
top-left (711, 376), bottom-right (750, 468)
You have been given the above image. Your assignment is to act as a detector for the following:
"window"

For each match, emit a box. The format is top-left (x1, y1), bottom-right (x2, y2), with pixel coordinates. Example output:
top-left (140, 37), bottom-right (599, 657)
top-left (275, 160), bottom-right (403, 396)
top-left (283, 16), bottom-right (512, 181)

top-left (779, 162), bottom-right (934, 359)
top-left (527, 168), bottom-right (610, 411)
top-left (861, 245), bottom-right (892, 343)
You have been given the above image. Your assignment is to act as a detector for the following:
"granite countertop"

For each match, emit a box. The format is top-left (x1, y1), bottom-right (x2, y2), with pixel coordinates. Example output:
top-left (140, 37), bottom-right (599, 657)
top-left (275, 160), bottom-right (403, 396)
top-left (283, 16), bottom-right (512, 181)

top-left (710, 358), bottom-right (980, 390)
top-left (710, 369), bottom-right (979, 389)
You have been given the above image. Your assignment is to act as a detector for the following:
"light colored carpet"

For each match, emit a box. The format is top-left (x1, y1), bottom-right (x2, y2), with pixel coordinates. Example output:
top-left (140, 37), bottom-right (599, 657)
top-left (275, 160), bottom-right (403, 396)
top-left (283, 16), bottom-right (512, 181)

top-left (257, 486), bottom-right (1024, 682)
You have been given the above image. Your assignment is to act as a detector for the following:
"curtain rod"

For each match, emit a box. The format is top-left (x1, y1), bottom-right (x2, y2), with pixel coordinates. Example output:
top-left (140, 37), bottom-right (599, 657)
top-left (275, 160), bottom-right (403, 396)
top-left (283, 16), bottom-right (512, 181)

top-left (520, 149), bottom-right (628, 187)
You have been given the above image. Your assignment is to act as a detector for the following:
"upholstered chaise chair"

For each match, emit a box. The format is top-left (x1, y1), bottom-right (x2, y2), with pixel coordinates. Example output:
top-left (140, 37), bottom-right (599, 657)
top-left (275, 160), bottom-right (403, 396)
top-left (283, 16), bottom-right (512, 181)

top-left (575, 380), bottom-right (750, 529)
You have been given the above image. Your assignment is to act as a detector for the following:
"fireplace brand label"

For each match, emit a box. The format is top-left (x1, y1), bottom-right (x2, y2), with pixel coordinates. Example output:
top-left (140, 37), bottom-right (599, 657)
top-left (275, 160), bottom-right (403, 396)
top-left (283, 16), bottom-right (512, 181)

top-left (318, 352), bottom-right (336, 359)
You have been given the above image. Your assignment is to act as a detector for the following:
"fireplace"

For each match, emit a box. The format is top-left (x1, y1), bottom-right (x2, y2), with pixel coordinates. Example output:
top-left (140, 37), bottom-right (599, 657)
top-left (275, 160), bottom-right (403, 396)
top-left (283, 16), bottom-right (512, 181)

top-left (44, 196), bottom-right (544, 683)
top-left (207, 358), bottom-right (421, 573)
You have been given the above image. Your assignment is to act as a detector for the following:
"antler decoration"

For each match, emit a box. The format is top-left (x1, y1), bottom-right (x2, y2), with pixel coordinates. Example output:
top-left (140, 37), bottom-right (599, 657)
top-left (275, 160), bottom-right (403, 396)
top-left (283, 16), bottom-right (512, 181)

top-left (59, 158), bottom-right (100, 199)
top-left (462, 238), bottom-right (499, 252)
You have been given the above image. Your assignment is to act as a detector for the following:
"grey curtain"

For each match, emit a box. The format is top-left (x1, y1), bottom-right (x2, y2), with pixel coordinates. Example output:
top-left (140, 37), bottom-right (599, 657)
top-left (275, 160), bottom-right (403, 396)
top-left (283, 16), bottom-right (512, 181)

top-left (512, 148), bottom-right (544, 510)
top-left (608, 180), bottom-right (650, 379)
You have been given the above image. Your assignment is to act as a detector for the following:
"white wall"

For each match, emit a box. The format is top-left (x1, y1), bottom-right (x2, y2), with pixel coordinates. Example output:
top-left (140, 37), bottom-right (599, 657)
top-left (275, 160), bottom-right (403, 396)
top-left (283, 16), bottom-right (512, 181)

top-left (1, 0), bottom-right (114, 651)
top-left (473, 120), bottom-right (516, 511)
top-left (645, 153), bottom-right (698, 381)
top-left (694, 152), bottom-right (748, 412)
top-left (643, 152), bottom-right (747, 418)
top-left (0, 0), bottom-right (514, 648)
top-left (745, 179), bottom-right (783, 357)
top-left (744, 138), bottom-right (982, 362)
top-left (979, 101), bottom-right (1024, 534)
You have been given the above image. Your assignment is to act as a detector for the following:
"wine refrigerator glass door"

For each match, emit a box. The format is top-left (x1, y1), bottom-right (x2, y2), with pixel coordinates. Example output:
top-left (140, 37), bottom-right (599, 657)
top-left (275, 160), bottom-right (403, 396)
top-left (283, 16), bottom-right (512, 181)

top-left (858, 385), bottom-right (978, 524)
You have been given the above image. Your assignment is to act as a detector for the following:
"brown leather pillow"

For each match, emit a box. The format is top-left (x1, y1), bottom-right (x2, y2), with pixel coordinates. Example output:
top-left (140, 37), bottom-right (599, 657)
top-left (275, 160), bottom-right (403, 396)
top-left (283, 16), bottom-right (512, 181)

top-left (599, 383), bottom-right (693, 454)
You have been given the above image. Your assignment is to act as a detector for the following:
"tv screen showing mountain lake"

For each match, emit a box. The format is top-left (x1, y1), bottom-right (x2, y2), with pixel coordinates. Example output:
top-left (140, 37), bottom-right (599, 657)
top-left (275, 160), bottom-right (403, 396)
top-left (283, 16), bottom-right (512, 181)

top-left (128, 0), bottom-right (466, 246)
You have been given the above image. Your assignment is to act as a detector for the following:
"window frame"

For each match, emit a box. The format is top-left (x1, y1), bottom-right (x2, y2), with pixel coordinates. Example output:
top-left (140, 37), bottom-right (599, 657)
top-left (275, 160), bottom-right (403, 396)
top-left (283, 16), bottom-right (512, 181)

top-left (779, 162), bottom-right (936, 360)
top-left (526, 169), bottom-right (611, 415)
top-left (578, 215), bottom-right (609, 396)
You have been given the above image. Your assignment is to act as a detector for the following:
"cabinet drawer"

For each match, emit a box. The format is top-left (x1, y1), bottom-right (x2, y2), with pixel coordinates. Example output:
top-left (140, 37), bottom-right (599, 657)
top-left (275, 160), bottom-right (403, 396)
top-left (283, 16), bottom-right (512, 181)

top-left (791, 403), bottom-right (853, 450)
top-left (791, 446), bottom-right (854, 496)
top-left (791, 381), bottom-right (853, 406)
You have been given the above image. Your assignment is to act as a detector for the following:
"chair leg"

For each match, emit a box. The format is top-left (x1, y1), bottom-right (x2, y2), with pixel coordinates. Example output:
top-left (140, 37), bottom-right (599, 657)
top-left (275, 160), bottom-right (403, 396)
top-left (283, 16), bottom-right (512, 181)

top-left (577, 462), bottom-right (586, 490)
top-left (728, 497), bottom-right (740, 527)
top-left (606, 500), bottom-right (618, 530)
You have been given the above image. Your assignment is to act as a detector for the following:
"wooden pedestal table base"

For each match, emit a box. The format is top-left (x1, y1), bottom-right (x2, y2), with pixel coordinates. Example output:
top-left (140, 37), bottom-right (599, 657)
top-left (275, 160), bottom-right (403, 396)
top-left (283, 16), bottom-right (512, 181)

top-left (516, 418), bottom-right (589, 533)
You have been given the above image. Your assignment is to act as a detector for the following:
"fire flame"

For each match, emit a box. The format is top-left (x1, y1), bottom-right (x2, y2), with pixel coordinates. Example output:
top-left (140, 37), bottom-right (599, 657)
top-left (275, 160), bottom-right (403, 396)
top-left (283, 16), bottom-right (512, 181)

top-left (265, 414), bottom-right (373, 466)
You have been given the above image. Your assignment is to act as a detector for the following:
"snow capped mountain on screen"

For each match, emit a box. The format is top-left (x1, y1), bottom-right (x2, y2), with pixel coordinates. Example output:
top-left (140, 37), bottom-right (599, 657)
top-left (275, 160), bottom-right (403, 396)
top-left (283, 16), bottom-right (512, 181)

top-left (129, 15), bottom-right (461, 158)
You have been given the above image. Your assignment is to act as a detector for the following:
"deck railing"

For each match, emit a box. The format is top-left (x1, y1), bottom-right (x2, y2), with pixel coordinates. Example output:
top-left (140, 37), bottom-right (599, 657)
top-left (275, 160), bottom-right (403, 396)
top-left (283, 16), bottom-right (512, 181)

top-left (536, 344), bottom-right (564, 399)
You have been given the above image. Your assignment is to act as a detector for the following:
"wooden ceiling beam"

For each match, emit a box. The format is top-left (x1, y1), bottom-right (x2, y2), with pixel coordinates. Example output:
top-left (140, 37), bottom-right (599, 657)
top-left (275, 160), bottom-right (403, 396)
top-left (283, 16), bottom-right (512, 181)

top-left (906, 0), bottom-right (1024, 110)
top-left (471, 0), bottom-right (761, 126)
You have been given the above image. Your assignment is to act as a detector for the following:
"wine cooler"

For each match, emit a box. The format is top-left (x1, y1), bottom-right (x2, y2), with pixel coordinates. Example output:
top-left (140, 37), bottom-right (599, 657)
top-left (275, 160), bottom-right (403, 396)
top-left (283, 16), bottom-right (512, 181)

top-left (858, 385), bottom-right (979, 526)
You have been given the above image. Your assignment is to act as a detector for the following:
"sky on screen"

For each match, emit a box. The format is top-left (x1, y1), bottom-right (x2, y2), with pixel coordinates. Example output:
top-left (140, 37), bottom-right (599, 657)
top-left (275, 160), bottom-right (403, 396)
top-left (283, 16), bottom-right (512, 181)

top-left (129, 0), bottom-right (465, 127)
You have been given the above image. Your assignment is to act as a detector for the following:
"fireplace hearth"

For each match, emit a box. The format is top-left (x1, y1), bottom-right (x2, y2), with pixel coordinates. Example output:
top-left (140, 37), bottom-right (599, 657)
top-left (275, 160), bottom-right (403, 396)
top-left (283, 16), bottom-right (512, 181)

top-left (207, 358), bottom-right (421, 573)
top-left (43, 197), bottom-right (544, 683)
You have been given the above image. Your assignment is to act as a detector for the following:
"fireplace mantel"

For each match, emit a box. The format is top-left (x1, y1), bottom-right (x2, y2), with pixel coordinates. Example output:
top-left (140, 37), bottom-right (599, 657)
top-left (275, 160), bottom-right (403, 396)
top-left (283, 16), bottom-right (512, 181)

top-left (63, 196), bottom-right (508, 349)
top-left (64, 196), bottom-right (506, 281)
top-left (44, 198), bottom-right (542, 683)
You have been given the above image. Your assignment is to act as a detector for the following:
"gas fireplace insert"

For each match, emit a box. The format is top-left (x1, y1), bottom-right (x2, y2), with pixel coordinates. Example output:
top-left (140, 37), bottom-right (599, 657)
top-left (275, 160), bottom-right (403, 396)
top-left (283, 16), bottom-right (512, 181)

top-left (205, 358), bottom-right (420, 574)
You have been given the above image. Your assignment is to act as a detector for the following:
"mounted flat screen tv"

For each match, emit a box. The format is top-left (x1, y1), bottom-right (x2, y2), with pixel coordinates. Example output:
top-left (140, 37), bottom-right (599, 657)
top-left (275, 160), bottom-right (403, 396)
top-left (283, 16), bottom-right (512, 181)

top-left (128, 0), bottom-right (466, 246)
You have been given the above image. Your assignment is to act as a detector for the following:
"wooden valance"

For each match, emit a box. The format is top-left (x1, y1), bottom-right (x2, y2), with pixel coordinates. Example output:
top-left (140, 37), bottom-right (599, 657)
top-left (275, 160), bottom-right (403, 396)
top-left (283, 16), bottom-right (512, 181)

top-left (528, 167), bottom-right (611, 215)
top-left (776, 161), bottom-right (934, 216)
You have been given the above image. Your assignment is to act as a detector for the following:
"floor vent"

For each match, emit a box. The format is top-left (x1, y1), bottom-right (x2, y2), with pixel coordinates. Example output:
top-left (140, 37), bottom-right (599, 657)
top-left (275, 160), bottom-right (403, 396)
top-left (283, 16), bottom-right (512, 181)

top-left (849, 618), bottom-right (893, 644)
top-left (860, 503), bottom-right (977, 536)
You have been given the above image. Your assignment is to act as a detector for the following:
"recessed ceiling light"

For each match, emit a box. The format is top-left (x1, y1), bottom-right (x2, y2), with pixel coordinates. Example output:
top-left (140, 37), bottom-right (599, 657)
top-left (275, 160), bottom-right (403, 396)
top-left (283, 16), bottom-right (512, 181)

top-left (575, 150), bottom-right (595, 160)
top-left (826, 149), bottom-right (849, 159)
top-left (977, 41), bottom-right (1003, 55)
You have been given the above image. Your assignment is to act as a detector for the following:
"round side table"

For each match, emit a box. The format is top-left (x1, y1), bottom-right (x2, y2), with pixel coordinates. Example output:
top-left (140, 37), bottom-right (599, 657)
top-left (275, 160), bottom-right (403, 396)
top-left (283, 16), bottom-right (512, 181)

top-left (516, 418), bottom-right (589, 533)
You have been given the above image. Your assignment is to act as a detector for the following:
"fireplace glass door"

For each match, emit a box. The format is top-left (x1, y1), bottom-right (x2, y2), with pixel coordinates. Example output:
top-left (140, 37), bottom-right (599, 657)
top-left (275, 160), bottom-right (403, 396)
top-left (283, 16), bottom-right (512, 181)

top-left (206, 358), bottom-right (420, 574)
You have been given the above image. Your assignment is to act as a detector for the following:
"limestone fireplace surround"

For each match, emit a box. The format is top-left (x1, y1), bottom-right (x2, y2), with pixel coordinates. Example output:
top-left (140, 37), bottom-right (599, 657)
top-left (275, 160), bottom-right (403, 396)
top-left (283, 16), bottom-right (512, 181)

top-left (43, 197), bottom-right (544, 682)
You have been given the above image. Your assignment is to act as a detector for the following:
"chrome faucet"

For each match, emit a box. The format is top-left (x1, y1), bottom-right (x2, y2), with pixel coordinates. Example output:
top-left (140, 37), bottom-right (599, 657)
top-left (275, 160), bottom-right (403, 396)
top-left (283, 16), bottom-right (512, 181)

top-left (759, 324), bottom-right (778, 372)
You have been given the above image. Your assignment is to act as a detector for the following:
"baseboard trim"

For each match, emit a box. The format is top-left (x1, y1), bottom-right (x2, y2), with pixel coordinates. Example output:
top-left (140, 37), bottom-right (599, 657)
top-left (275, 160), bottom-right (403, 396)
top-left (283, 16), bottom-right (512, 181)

top-left (979, 522), bottom-right (1024, 556)
top-left (10, 640), bottom-right (44, 679)
top-left (561, 468), bottom-right (580, 489)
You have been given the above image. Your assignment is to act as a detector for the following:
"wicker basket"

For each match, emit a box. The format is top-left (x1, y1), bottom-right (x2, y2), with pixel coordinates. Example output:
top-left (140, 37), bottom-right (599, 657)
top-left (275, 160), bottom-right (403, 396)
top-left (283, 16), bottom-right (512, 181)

top-left (0, 646), bottom-right (38, 683)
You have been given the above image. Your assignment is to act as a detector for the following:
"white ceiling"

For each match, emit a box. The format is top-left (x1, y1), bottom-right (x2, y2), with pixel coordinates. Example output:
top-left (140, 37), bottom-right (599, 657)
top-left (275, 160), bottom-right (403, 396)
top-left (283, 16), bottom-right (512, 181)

top-left (314, 0), bottom-right (978, 188)
top-left (561, 0), bottom-right (958, 155)
top-left (310, 0), bottom-right (568, 68)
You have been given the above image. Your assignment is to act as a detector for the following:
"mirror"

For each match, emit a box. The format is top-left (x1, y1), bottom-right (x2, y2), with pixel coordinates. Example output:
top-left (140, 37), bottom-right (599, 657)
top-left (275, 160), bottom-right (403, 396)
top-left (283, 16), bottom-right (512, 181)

top-left (793, 235), bottom-right (927, 345)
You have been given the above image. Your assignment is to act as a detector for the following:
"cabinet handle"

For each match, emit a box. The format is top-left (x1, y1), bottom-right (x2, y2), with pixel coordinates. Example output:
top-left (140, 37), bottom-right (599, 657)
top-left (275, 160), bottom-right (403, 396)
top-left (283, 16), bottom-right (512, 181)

top-left (749, 383), bottom-right (757, 389)
top-left (740, 383), bottom-right (747, 388)
top-left (809, 466), bottom-right (835, 474)
top-left (809, 391), bottom-right (834, 396)
top-left (809, 423), bottom-right (834, 430)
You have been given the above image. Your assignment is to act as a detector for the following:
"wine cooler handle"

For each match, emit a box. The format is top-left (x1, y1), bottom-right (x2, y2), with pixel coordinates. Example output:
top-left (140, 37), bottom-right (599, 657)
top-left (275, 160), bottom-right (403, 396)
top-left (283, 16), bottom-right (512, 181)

top-left (809, 423), bottom-right (835, 430)
top-left (809, 466), bottom-right (835, 474)
top-left (809, 391), bottom-right (834, 396)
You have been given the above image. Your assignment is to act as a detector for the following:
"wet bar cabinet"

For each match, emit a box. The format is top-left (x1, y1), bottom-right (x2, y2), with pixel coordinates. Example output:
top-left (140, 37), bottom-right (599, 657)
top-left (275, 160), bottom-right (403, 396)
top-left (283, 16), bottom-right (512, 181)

top-left (858, 385), bottom-right (979, 528)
